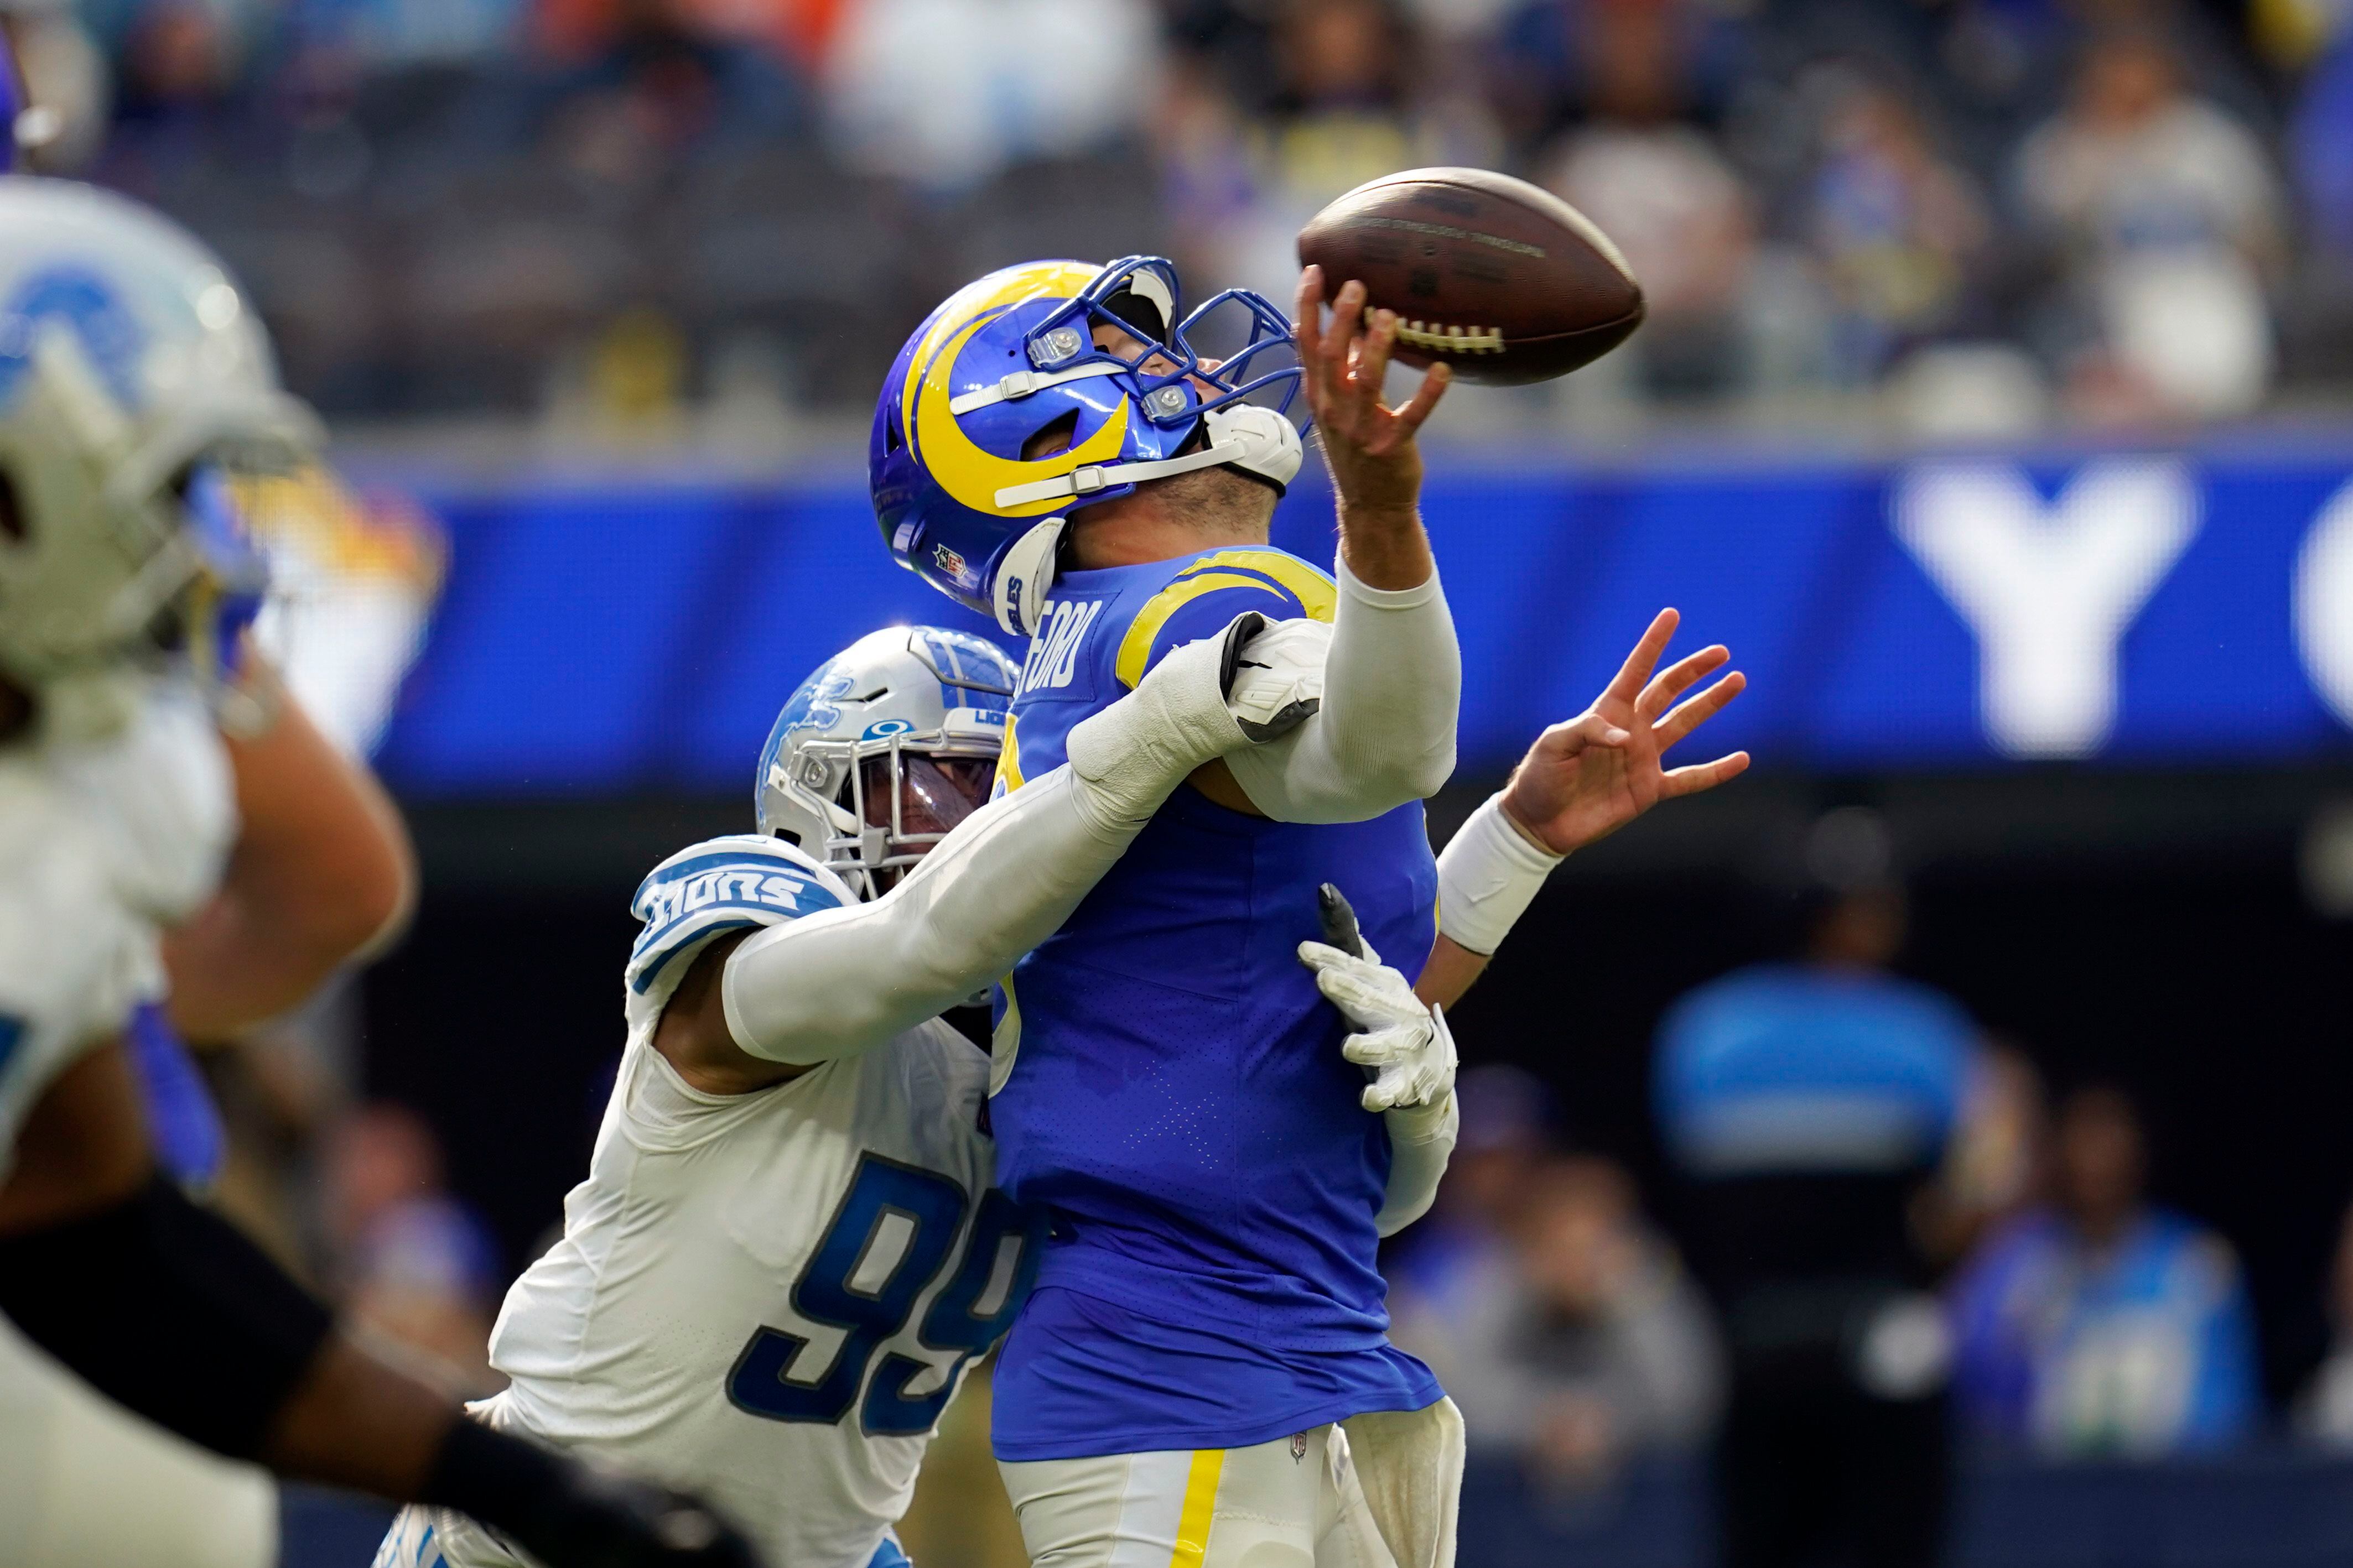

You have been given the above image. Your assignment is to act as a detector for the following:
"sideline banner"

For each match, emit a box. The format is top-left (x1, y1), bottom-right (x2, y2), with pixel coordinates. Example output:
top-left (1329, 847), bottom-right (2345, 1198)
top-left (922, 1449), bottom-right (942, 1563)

top-left (372, 446), bottom-right (2353, 794)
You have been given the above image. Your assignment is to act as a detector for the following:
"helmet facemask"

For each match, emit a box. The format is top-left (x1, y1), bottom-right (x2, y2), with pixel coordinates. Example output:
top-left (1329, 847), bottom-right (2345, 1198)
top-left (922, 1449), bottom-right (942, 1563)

top-left (754, 626), bottom-right (1018, 901)
top-left (770, 725), bottom-right (1001, 899)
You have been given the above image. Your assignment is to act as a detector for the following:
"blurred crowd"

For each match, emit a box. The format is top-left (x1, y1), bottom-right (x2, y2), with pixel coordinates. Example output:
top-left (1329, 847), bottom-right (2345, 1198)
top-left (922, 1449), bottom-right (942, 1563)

top-left (1386, 808), bottom-right (2353, 1550)
top-left (4, 0), bottom-right (2351, 434)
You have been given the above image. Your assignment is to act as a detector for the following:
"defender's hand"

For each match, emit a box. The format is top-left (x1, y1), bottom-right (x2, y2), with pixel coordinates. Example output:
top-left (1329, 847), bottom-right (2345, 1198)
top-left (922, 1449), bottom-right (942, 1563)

top-left (1295, 265), bottom-right (1450, 520)
top-left (1299, 936), bottom-right (1458, 1112)
top-left (1224, 616), bottom-right (1328, 742)
top-left (1499, 607), bottom-right (1749, 856)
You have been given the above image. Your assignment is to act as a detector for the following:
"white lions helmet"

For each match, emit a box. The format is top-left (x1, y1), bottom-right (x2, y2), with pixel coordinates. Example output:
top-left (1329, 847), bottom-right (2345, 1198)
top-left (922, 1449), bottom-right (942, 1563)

top-left (0, 176), bottom-right (320, 728)
top-left (755, 626), bottom-right (1016, 899)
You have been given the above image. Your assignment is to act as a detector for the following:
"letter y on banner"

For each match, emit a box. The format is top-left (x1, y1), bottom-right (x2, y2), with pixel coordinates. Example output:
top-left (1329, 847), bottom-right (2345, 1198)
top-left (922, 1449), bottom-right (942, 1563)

top-left (1894, 459), bottom-right (2200, 758)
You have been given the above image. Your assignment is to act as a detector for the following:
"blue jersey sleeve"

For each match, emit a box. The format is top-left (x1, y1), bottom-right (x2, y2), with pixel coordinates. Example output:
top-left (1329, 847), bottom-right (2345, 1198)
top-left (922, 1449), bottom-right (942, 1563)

top-left (1113, 549), bottom-right (1337, 690)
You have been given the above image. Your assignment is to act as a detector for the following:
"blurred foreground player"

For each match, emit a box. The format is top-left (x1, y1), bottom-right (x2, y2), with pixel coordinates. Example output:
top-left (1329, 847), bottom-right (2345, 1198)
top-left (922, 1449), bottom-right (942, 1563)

top-left (376, 617), bottom-right (1423, 1568)
top-left (0, 171), bottom-right (759, 1568)
top-left (880, 255), bottom-right (1748, 1568)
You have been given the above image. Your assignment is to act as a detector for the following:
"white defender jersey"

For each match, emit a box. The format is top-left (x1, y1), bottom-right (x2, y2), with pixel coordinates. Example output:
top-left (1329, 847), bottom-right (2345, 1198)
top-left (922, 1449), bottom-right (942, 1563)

top-left (390, 836), bottom-right (1043, 1568)
top-left (0, 687), bottom-right (233, 1175)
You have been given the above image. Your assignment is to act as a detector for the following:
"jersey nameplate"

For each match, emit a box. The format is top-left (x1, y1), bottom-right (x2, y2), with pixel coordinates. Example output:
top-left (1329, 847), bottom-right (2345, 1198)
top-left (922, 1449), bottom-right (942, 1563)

top-left (1016, 598), bottom-right (1103, 696)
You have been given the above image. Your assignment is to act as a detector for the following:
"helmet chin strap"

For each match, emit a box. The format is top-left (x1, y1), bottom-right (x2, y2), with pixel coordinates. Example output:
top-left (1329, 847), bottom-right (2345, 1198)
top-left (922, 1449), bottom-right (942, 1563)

top-left (989, 407), bottom-right (1305, 636)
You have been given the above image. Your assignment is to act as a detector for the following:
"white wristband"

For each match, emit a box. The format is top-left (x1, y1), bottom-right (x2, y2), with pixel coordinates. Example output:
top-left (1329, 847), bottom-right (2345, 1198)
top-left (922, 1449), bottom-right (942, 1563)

top-left (1436, 793), bottom-right (1563, 957)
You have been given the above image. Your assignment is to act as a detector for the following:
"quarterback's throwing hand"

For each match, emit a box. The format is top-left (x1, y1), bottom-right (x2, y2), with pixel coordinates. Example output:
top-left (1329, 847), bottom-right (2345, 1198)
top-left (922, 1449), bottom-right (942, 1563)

top-left (1299, 936), bottom-right (1458, 1112)
top-left (1295, 265), bottom-right (1450, 518)
top-left (1500, 607), bottom-right (1749, 856)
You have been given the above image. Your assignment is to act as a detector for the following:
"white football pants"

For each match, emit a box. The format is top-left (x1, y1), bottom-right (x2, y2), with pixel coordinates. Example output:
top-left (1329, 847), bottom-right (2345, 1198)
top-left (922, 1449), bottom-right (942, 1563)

top-left (0, 1314), bottom-right (277, 1568)
top-left (997, 1399), bottom-right (1462, 1568)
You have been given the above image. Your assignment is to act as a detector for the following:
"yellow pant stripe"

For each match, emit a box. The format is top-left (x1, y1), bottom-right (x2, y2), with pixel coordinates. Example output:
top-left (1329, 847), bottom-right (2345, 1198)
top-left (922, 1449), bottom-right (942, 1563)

top-left (1168, 1448), bottom-right (1224, 1568)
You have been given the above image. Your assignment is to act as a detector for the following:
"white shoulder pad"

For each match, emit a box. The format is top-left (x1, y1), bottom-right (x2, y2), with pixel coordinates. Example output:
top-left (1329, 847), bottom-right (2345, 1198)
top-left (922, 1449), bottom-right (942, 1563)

top-left (625, 835), bottom-right (856, 1011)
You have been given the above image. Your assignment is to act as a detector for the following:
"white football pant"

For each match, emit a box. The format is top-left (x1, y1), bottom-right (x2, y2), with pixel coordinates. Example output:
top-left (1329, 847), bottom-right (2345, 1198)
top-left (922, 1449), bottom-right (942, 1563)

top-left (998, 1399), bottom-right (1462, 1568)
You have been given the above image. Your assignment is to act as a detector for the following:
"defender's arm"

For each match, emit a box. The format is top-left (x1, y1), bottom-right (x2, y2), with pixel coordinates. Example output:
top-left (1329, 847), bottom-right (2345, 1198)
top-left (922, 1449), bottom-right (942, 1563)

top-left (1219, 562), bottom-right (1459, 824)
top-left (671, 621), bottom-right (1285, 1083)
top-left (1297, 925), bottom-right (1459, 1236)
top-left (1379, 1093), bottom-right (1458, 1235)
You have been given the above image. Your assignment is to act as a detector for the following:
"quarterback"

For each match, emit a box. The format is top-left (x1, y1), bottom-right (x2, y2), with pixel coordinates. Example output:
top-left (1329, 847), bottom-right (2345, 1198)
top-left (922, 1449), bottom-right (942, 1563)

top-left (875, 254), bottom-right (1748, 1568)
top-left (0, 171), bottom-right (758, 1568)
top-left (374, 611), bottom-right (1455, 1568)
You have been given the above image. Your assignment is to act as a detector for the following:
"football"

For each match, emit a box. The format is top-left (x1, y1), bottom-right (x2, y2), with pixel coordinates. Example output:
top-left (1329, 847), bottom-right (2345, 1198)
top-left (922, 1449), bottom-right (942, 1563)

top-left (1296, 167), bottom-right (1646, 386)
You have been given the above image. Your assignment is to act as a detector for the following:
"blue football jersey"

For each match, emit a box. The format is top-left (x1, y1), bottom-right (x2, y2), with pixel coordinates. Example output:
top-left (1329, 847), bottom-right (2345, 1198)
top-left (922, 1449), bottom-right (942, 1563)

top-left (987, 545), bottom-right (1443, 1460)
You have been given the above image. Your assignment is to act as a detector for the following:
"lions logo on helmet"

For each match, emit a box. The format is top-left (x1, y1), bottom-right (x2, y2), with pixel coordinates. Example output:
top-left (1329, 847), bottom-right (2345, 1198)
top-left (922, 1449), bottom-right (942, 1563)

top-left (0, 177), bottom-right (318, 732)
top-left (755, 626), bottom-right (1017, 899)
top-left (871, 257), bottom-right (1307, 637)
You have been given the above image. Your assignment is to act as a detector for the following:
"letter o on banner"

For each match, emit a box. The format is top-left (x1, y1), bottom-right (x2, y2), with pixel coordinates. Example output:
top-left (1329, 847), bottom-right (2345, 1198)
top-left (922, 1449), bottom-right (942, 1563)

top-left (2297, 478), bottom-right (2353, 730)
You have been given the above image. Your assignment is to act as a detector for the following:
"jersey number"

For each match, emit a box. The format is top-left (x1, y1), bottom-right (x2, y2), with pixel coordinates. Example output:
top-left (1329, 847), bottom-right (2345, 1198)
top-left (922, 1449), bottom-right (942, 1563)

top-left (725, 1153), bottom-right (1045, 1435)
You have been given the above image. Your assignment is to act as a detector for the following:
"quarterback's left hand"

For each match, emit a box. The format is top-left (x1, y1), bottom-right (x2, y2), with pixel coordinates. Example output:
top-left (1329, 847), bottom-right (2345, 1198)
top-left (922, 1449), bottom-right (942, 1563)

top-left (1299, 937), bottom-right (1457, 1112)
top-left (1500, 607), bottom-right (1750, 857)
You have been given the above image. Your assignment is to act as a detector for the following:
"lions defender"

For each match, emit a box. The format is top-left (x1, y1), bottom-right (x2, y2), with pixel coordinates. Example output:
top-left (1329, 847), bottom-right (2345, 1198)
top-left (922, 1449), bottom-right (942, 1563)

top-left (377, 613), bottom-right (1459, 1568)
top-left (875, 256), bottom-right (1754, 1568)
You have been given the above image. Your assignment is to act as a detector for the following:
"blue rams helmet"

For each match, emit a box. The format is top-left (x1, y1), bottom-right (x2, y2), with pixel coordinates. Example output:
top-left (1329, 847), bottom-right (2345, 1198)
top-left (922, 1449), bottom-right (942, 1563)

top-left (754, 625), bottom-right (1017, 899)
top-left (871, 256), bottom-right (1305, 636)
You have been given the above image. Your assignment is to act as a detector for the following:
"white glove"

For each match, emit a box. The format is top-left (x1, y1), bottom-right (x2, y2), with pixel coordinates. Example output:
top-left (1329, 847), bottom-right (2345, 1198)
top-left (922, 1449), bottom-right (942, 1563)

top-left (1225, 617), bottom-right (1327, 741)
top-left (1298, 936), bottom-right (1458, 1112)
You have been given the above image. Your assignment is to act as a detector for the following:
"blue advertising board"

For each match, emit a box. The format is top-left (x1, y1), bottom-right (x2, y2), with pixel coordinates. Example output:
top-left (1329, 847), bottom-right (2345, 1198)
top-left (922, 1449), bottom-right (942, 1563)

top-left (371, 443), bottom-right (2353, 795)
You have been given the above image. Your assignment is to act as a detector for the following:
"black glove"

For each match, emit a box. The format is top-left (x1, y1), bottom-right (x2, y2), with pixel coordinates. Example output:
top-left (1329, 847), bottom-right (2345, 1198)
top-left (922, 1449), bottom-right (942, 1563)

top-left (423, 1419), bottom-right (766, 1568)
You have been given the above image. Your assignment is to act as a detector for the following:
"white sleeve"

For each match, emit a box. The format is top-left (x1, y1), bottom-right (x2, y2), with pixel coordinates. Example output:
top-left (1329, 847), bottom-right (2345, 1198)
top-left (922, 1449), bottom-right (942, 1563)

top-left (1222, 558), bottom-right (1459, 824)
top-left (723, 628), bottom-right (1255, 1065)
top-left (720, 766), bottom-right (1135, 1064)
top-left (1376, 1090), bottom-right (1458, 1236)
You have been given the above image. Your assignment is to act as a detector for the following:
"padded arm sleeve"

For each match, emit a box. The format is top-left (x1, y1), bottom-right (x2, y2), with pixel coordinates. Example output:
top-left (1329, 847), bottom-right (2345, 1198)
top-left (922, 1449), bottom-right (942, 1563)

top-left (722, 626), bottom-right (1253, 1065)
top-left (721, 766), bottom-right (1135, 1064)
top-left (1376, 1090), bottom-right (1458, 1236)
top-left (1225, 559), bottom-right (1459, 825)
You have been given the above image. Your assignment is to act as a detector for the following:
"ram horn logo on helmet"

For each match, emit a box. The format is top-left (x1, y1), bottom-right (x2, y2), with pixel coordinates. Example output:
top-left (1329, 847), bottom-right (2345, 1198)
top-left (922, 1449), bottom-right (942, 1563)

top-left (871, 257), bottom-right (1308, 634)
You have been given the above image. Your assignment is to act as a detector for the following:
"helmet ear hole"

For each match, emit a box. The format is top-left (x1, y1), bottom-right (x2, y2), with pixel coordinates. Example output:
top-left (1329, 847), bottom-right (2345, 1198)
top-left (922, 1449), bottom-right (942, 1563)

top-left (0, 470), bottom-right (23, 543)
top-left (1022, 409), bottom-right (1080, 462)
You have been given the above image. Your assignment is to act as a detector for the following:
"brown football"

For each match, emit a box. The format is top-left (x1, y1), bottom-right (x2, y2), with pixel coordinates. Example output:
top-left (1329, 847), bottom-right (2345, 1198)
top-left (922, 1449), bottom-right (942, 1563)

top-left (1296, 167), bottom-right (1645, 386)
